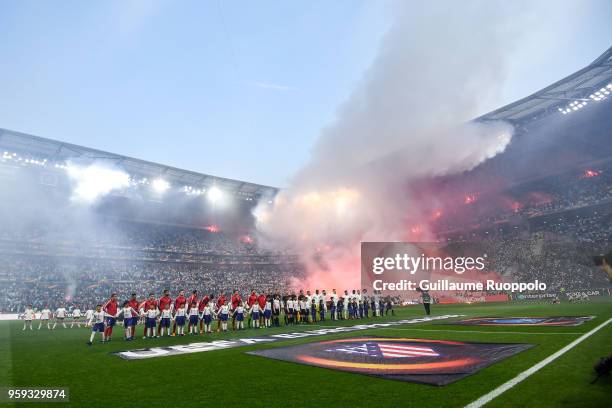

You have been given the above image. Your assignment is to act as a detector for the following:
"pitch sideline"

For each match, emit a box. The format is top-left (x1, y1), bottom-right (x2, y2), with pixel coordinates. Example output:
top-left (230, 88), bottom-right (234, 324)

top-left (464, 317), bottom-right (612, 408)
top-left (381, 328), bottom-right (583, 335)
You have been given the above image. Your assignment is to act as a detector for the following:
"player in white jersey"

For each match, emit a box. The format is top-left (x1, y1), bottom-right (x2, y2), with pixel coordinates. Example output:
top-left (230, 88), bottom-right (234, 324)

top-left (144, 304), bottom-right (159, 338)
top-left (187, 303), bottom-right (200, 335)
top-left (319, 290), bottom-right (328, 317)
top-left (286, 295), bottom-right (296, 325)
top-left (330, 289), bottom-right (339, 320)
top-left (263, 298), bottom-right (272, 328)
top-left (71, 307), bottom-right (82, 328)
top-left (299, 298), bottom-right (309, 324)
top-left (201, 303), bottom-right (214, 334)
top-left (249, 302), bottom-right (261, 328)
top-left (305, 291), bottom-right (312, 309)
top-left (174, 304), bottom-right (187, 336)
top-left (234, 303), bottom-right (245, 330)
top-left (361, 289), bottom-right (370, 318)
top-left (304, 292), bottom-right (312, 324)
top-left (38, 307), bottom-right (52, 330)
top-left (53, 306), bottom-right (67, 329)
top-left (117, 302), bottom-right (139, 340)
top-left (272, 295), bottom-right (281, 327)
top-left (342, 291), bottom-right (350, 319)
top-left (157, 304), bottom-right (173, 337)
top-left (22, 305), bottom-right (34, 330)
top-left (87, 305), bottom-right (110, 345)
top-left (84, 308), bottom-right (94, 327)
top-left (218, 304), bottom-right (230, 332)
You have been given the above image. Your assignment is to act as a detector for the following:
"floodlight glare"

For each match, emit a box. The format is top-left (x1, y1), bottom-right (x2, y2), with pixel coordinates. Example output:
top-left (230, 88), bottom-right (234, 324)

top-left (67, 163), bottom-right (130, 203)
top-left (208, 186), bottom-right (222, 202)
top-left (152, 178), bottom-right (170, 193)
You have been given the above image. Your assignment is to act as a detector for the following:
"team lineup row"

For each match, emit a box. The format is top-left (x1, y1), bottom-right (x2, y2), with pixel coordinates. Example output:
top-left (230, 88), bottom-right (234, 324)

top-left (19, 288), bottom-right (403, 345)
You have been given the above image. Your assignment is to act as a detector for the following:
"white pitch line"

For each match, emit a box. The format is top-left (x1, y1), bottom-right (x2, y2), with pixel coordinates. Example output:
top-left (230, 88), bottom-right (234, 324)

top-left (464, 318), bottom-right (612, 408)
top-left (381, 328), bottom-right (583, 335)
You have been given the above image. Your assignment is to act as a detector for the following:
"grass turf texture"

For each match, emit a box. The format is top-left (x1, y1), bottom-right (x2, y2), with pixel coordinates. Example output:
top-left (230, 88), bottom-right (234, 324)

top-left (1, 300), bottom-right (611, 408)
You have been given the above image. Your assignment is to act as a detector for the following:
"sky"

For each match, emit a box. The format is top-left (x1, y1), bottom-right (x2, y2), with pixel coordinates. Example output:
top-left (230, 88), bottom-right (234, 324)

top-left (0, 0), bottom-right (611, 187)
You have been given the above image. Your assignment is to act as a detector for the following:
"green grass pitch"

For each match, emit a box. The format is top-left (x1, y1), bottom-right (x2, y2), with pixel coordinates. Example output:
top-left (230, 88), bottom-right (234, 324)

top-left (1, 300), bottom-right (611, 407)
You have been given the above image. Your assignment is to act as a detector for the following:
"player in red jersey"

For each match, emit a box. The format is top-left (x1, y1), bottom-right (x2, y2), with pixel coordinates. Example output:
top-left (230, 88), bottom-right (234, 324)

top-left (230, 290), bottom-right (242, 330)
top-left (158, 289), bottom-right (172, 311)
top-left (172, 290), bottom-right (187, 335)
top-left (187, 290), bottom-right (199, 311)
top-left (174, 290), bottom-right (187, 310)
top-left (257, 292), bottom-right (266, 327)
top-left (247, 290), bottom-right (257, 328)
top-left (187, 290), bottom-right (198, 311)
top-left (140, 293), bottom-right (157, 337)
top-left (127, 293), bottom-right (139, 338)
top-left (157, 289), bottom-right (172, 336)
top-left (198, 293), bottom-right (211, 333)
top-left (102, 293), bottom-right (118, 341)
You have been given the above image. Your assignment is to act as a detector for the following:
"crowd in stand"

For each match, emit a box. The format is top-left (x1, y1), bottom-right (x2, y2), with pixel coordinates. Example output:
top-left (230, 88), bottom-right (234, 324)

top-left (0, 221), bottom-right (271, 256)
top-left (441, 211), bottom-right (611, 294)
top-left (434, 165), bottom-right (612, 233)
top-left (0, 256), bottom-right (305, 312)
top-left (0, 221), bottom-right (306, 313)
top-left (483, 234), bottom-right (609, 292)
top-left (431, 165), bottom-right (612, 296)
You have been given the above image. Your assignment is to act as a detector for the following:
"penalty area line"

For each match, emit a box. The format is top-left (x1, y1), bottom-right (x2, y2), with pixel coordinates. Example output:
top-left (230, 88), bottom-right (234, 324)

top-left (380, 328), bottom-right (583, 335)
top-left (464, 317), bottom-right (612, 408)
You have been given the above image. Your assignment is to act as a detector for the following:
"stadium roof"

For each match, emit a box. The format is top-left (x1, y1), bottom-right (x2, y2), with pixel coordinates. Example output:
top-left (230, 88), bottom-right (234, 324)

top-left (0, 127), bottom-right (278, 199)
top-left (478, 46), bottom-right (612, 124)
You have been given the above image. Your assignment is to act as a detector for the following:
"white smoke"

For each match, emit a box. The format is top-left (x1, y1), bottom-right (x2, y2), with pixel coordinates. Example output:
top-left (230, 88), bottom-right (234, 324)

top-left (254, 1), bottom-right (527, 290)
top-left (66, 162), bottom-right (130, 203)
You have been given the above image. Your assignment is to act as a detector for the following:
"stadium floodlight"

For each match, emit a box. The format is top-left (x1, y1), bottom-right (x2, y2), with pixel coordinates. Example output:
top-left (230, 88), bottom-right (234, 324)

top-left (152, 178), bottom-right (170, 194)
top-left (207, 186), bottom-right (222, 202)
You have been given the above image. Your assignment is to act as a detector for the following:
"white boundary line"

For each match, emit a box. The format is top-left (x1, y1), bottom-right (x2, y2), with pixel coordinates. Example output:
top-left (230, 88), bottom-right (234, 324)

top-left (464, 318), bottom-right (612, 408)
top-left (381, 328), bottom-right (583, 335)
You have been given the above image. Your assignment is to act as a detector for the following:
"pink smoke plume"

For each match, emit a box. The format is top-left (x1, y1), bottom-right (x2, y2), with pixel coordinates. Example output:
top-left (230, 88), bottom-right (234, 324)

top-left (254, 2), bottom-right (530, 291)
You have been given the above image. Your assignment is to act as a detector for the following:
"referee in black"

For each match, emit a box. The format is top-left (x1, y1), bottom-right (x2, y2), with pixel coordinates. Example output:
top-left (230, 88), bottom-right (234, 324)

top-left (416, 287), bottom-right (431, 316)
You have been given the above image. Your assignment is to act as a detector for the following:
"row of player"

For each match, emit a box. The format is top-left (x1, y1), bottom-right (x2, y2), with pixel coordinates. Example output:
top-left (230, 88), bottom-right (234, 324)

top-left (19, 288), bottom-right (398, 345)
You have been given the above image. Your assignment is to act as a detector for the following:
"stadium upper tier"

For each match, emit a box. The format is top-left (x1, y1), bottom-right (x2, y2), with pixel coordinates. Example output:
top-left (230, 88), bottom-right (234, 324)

top-left (478, 46), bottom-right (612, 124)
top-left (0, 128), bottom-right (278, 202)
